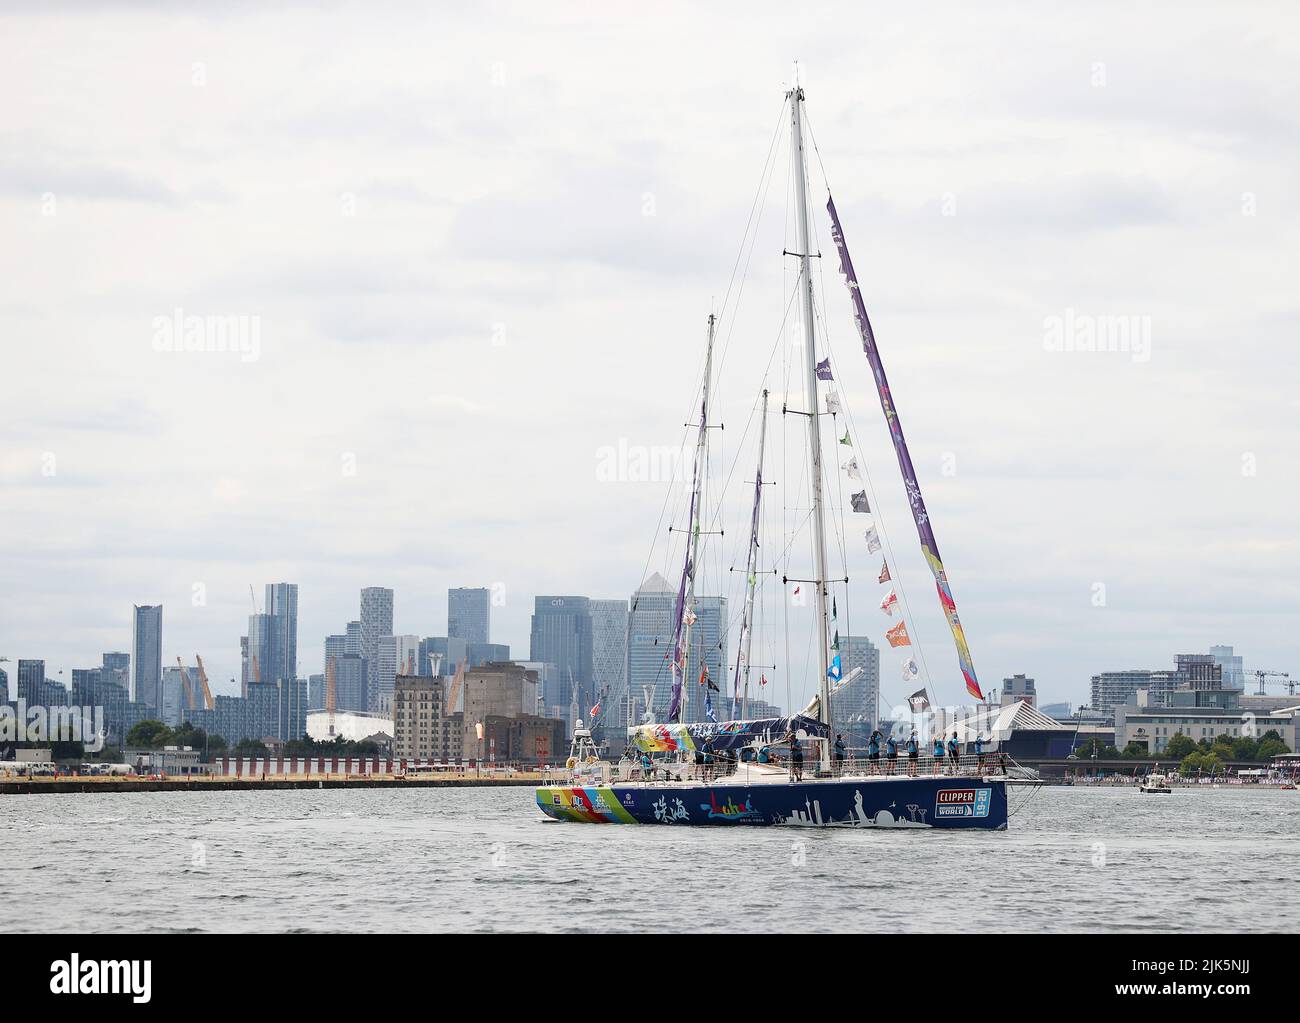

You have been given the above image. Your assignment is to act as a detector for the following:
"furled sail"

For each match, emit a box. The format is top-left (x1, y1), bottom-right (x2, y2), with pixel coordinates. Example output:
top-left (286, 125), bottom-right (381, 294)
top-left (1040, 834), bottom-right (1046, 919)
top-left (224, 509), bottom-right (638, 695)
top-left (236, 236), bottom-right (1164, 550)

top-left (631, 714), bottom-right (829, 754)
top-left (826, 194), bottom-right (985, 701)
top-left (666, 395), bottom-right (706, 723)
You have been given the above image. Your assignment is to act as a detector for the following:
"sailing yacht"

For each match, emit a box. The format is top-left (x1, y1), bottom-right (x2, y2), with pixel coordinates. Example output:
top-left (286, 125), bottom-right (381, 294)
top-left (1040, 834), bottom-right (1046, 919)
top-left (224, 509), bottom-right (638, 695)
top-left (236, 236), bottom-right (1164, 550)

top-left (536, 82), bottom-right (1009, 830)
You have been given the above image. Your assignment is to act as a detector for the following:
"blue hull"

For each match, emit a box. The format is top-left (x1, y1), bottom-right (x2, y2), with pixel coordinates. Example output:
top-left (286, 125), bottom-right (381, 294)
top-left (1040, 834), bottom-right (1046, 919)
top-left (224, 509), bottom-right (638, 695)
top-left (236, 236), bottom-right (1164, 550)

top-left (537, 775), bottom-right (1008, 829)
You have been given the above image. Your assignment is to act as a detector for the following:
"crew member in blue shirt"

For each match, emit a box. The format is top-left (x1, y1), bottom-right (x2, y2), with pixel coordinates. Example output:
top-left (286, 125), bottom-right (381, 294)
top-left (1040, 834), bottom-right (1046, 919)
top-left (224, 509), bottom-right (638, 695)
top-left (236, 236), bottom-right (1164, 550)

top-left (885, 733), bottom-right (898, 775)
top-left (906, 730), bottom-right (919, 776)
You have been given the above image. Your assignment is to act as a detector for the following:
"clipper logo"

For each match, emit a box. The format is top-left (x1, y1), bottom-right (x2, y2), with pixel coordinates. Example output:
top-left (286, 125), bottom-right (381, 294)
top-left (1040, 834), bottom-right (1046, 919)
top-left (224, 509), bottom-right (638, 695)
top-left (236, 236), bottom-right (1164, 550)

top-left (935, 787), bottom-right (991, 818)
top-left (49, 955), bottom-right (151, 1003)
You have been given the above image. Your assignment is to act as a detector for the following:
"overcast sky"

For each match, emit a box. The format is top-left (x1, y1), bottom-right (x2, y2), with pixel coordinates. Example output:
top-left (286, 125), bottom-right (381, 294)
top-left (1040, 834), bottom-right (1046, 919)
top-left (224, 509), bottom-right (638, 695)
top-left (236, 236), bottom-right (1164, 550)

top-left (2, 1), bottom-right (1297, 711)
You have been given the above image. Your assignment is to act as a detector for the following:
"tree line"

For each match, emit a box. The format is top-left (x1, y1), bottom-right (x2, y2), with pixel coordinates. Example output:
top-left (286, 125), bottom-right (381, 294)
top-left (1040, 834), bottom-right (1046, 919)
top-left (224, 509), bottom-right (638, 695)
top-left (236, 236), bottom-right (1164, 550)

top-left (1072, 730), bottom-right (1290, 775)
top-left (123, 720), bottom-right (382, 759)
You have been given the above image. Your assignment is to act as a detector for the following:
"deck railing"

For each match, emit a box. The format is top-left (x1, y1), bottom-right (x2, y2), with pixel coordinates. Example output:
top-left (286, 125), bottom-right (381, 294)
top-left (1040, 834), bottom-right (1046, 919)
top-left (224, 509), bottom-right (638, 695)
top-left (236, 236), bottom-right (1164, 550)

top-left (543, 751), bottom-right (1008, 786)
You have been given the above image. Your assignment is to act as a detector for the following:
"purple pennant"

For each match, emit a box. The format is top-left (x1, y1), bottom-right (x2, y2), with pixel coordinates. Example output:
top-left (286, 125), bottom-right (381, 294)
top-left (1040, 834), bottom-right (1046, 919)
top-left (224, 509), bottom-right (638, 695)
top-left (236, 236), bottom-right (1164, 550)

top-left (815, 357), bottom-right (834, 381)
top-left (827, 193), bottom-right (984, 702)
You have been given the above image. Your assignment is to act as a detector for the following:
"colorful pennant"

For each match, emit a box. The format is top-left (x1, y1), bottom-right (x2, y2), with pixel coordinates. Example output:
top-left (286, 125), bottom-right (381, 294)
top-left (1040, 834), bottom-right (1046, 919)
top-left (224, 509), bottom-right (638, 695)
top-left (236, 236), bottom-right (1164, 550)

top-left (886, 621), bottom-right (912, 648)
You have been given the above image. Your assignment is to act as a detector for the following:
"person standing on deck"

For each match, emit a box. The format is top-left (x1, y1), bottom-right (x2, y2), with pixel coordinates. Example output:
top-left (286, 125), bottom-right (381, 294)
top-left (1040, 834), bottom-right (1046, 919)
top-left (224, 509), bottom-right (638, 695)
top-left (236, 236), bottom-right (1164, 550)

top-left (932, 734), bottom-right (945, 773)
top-left (947, 731), bottom-right (960, 772)
top-left (788, 733), bottom-right (804, 782)
top-left (868, 730), bottom-right (882, 774)
top-left (906, 731), bottom-right (919, 777)
top-left (833, 734), bottom-right (847, 775)
top-left (885, 733), bottom-right (898, 775)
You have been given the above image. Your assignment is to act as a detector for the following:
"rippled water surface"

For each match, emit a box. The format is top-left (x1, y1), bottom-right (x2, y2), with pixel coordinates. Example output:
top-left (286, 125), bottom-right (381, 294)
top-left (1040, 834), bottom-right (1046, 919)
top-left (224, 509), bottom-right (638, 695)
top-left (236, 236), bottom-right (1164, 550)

top-left (2, 785), bottom-right (1295, 932)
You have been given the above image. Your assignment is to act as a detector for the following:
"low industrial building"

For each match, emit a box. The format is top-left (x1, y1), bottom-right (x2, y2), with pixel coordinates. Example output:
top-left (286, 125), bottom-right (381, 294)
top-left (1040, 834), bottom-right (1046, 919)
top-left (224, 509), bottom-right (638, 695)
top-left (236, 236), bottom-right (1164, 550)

top-left (126, 746), bottom-right (210, 776)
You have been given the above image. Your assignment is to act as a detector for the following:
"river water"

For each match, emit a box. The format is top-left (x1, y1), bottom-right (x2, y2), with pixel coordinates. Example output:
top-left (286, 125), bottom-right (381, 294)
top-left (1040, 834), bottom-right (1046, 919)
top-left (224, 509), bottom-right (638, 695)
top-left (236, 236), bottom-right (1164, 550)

top-left (2, 784), bottom-right (1294, 932)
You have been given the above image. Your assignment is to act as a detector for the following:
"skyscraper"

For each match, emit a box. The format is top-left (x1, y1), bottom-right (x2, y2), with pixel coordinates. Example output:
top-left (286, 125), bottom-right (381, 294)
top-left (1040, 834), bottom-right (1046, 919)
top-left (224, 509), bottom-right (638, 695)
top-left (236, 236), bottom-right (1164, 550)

top-left (1209, 645), bottom-right (1246, 691)
top-left (529, 596), bottom-right (593, 718)
top-left (102, 652), bottom-right (130, 691)
top-left (359, 587), bottom-right (393, 714)
top-left (377, 634), bottom-right (420, 714)
top-left (324, 633), bottom-right (349, 670)
top-left (419, 636), bottom-right (466, 678)
top-left (626, 574), bottom-right (675, 727)
top-left (332, 653), bottom-right (368, 713)
top-left (623, 576), bottom-right (727, 725)
top-left (448, 587), bottom-right (490, 645)
top-left (131, 604), bottom-right (163, 709)
top-left (17, 659), bottom-right (45, 705)
top-left (246, 613), bottom-right (272, 690)
top-left (263, 582), bottom-right (299, 684)
top-left (829, 636), bottom-right (879, 743)
top-left (590, 598), bottom-right (628, 745)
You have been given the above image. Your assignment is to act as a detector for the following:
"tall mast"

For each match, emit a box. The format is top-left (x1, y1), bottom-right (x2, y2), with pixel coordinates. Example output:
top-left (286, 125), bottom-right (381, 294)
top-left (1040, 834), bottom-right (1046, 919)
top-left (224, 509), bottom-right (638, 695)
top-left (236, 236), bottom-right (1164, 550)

top-left (680, 313), bottom-right (716, 723)
top-left (790, 86), bottom-right (834, 738)
top-left (735, 388), bottom-right (770, 720)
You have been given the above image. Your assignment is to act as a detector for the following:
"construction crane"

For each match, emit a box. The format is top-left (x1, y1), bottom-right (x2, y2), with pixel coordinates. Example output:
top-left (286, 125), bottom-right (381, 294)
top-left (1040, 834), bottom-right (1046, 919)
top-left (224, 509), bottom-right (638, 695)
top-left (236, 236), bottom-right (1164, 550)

top-left (193, 654), bottom-right (215, 710)
top-left (446, 659), bottom-right (466, 716)
top-left (176, 656), bottom-right (197, 712)
top-left (1252, 669), bottom-right (1293, 696)
top-left (325, 655), bottom-right (337, 737)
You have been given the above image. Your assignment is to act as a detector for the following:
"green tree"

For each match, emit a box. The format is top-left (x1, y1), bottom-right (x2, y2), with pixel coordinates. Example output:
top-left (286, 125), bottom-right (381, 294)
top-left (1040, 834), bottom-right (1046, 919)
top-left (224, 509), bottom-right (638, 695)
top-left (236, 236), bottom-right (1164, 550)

top-left (1257, 737), bottom-right (1289, 760)
top-left (233, 738), bottom-right (269, 757)
top-left (1121, 741), bottom-right (1149, 758)
top-left (125, 720), bottom-right (173, 749)
top-left (1163, 733), bottom-right (1197, 759)
top-left (1179, 752), bottom-right (1203, 776)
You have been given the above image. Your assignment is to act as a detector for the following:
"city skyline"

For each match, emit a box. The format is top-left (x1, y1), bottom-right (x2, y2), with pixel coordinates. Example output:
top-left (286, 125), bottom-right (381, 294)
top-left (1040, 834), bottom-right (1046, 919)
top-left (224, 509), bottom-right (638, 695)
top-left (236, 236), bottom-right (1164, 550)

top-left (0, 576), bottom-right (1288, 714)
top-left (2, 3), bottom-right (1296, 715)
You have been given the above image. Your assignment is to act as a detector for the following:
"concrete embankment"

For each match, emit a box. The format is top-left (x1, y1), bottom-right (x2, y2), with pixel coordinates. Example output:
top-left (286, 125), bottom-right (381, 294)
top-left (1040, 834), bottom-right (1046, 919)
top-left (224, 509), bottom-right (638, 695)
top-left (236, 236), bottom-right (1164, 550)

top-left (0, 774), bottom-right (542, 795)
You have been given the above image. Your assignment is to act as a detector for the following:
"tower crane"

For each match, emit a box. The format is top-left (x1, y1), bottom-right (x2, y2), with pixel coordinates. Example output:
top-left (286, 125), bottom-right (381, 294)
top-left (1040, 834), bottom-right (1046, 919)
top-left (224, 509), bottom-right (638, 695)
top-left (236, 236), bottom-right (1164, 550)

top-left (446, 659), bottom-right (466, 716)
top-left (1251, 669), bottom-right (1293, 696)
top-left (176, 656), bottom-right (198, 712)
top-left (193, 654), bottom-right (215, 710)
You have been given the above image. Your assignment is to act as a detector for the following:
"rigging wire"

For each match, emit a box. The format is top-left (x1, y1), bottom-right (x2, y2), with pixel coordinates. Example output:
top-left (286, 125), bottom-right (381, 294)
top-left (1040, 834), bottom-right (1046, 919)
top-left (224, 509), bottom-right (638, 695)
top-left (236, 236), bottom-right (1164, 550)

top-left (800, 103), bottom-right (946, 713)
top-left (636, 96), bottom-right (789, 726)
